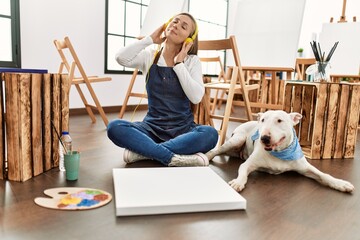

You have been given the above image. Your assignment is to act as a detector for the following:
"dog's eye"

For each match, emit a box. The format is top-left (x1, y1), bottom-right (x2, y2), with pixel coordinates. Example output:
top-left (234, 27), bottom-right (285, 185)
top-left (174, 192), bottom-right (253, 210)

top-left (261, 119), bottom-right (264, 122)
top-left (277, 119), bottom-right (282, 123)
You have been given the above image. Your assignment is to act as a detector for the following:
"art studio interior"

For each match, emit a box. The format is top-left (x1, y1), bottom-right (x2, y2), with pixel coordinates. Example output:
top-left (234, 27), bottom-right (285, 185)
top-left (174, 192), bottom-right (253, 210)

top-left (1, 0), bottom-right (360, 239)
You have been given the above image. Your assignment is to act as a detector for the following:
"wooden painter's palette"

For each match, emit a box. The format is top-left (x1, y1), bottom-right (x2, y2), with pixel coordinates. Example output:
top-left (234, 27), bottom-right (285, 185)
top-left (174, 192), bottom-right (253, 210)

top-left (34, 187), bottom-right (112, 210)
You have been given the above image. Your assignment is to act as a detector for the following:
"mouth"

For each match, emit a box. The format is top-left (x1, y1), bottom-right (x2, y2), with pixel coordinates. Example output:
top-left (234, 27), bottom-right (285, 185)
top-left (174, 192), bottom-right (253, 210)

top-left (169, 29), bottom-right (177, 35)
top-left (263, 136), bottom-right (286, 151)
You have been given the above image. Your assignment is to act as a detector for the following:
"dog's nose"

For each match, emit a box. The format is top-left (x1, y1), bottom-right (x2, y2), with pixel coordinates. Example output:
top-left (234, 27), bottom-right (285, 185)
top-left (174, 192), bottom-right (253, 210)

top-left (261, 135), bottom-right (271, 144)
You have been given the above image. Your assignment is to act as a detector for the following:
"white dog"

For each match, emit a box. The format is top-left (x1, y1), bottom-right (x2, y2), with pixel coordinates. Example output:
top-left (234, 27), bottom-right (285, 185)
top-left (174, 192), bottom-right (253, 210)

top-left (206, 110), bottom-right (355, 193)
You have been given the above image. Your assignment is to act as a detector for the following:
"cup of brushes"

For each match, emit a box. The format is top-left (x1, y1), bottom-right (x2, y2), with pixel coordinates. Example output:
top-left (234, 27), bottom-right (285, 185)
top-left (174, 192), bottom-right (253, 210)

top-left (64, 151), bottom-right (80, 181)
top-left (57, 136), bottom-right (80, 181)
top-left (309, 41), bottom-right (338, 82)
top-left (51, 120), bottom-right (80, 181)
top-left (57, 136), bottom-right (79, 181)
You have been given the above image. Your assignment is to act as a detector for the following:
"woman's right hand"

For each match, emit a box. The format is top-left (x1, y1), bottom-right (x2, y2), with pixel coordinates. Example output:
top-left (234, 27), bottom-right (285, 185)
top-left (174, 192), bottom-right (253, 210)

top-left (150, 24), bottom-right (166, 44)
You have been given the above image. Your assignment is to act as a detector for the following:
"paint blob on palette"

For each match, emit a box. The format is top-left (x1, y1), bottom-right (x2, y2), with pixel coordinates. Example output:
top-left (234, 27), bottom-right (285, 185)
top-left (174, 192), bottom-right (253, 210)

top-left (34, 187), bottom-right (112, 210)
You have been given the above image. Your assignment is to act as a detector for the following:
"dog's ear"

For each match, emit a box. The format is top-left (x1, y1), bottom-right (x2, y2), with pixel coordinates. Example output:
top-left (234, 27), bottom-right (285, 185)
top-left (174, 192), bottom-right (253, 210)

top-left (257, 112), bottom-right (263, 121)
top-left (289, 112), bottom-right (302, 125)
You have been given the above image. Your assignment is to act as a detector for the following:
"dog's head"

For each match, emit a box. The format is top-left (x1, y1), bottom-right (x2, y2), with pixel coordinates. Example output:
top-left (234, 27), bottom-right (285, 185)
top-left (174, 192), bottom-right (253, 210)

top-left (257, 110), bottom-right (302, 151)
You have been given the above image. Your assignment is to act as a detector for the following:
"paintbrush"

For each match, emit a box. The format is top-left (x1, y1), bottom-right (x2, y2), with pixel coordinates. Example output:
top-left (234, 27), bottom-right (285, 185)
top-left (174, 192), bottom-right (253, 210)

top-left (318, 42), bottom-right (324, 62)
top-left (325, 41), bottom-right (339, 62)
top-left (312, 41), bottom-right (318, 57)
top-left (51, 120), bottom-right (68, 154)
top-left (310, 41), bottom-right (320, 61)
top-left (310, 41), bottom-right (325, 76)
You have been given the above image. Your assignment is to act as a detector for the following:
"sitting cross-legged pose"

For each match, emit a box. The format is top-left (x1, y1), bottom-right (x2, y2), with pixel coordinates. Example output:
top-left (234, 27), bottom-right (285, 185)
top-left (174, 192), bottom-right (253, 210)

top-left (107, 13), bottom-right (218, 167)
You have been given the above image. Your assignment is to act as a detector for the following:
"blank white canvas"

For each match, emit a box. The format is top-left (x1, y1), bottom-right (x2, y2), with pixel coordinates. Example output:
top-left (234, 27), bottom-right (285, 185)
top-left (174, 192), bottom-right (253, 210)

top-left (319, 22), bottom-right (360, 75)
top-left (113, 167), bottom-right (246, 216)
top-left (140, 0), bottom-right (186, 36)
top-left (231, 0), bottom-right (306, 68)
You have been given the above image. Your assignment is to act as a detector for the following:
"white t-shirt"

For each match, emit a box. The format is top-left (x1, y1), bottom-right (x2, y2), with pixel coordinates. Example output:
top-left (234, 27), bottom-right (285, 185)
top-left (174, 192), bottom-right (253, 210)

top-left (115, 36), bottom-right (204, 104)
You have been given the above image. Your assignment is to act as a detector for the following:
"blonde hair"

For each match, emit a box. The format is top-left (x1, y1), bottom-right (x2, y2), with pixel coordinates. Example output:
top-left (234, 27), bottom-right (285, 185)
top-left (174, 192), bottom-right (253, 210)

top-left (176, 12), bottom-right (198, 55)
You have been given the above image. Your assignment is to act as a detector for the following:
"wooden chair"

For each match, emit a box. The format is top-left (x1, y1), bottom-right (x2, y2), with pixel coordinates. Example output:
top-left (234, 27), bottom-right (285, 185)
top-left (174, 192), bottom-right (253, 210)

top-left (54, 36), bottom-right (111, 127)
top-left (118, 69), bottom-right (147, 118)
top-left (201, 66), bottom-right (241, 145)
top-left (199, 56), bottom-right (226, 114)
top-left (198, 35), bottom-right (260, 145)
top-left (295, 58), bottom-right (316, 80)
top-left (235, 66), bottom-right (293, 113)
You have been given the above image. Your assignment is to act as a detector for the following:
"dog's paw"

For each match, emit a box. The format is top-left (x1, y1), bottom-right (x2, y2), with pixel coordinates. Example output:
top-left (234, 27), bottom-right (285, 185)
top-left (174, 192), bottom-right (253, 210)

top-left (228, 179), bottom-right (246, 192)
top-left (331, 179), bottom-right (355, 193)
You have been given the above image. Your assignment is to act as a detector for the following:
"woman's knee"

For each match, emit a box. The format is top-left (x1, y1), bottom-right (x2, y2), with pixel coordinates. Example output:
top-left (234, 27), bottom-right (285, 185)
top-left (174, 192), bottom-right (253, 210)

top-left (208, 127), bottom-right (219, 147)
top-left (107, 119), bottom-right (129, 140)
top-left (197, 125), bottom-right (219, 147)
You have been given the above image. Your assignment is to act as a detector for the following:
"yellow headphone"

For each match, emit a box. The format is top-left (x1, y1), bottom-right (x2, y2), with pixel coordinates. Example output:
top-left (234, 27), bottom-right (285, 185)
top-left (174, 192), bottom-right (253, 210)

top-left (163, 15), bottom-right (198, 44)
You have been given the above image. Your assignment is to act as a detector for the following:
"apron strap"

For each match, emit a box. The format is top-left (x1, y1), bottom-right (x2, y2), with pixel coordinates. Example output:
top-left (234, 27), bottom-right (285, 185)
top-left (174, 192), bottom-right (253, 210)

top-left (153, 47), bottom-right (163, 65)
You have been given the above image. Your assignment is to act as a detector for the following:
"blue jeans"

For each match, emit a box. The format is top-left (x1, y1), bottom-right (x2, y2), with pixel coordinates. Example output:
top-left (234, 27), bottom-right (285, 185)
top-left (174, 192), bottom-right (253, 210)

top-left (107, 119), bottom-right (218, 165)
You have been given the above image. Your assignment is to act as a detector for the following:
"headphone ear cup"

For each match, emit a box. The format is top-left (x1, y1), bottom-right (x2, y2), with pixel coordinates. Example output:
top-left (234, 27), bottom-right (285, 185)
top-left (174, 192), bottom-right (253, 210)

top-left (185, 38), bottom-right (193, 44)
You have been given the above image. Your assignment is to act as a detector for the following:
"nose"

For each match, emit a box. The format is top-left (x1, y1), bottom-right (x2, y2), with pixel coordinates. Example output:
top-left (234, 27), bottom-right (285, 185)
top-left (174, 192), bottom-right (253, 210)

top-left (261, 135), bottom-right (271, 145)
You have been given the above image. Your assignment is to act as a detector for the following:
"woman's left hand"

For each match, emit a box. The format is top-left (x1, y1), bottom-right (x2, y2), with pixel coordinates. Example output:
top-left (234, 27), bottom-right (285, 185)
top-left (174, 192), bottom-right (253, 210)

top-left (174, 41), bottom-right (193, 64)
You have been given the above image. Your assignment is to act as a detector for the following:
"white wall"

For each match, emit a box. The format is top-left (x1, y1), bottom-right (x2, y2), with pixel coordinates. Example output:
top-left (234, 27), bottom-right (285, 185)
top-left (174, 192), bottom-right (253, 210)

top-left (20, 0), bottom-right (138, 109)
top-left (19, 0), bottom-right (360, 109)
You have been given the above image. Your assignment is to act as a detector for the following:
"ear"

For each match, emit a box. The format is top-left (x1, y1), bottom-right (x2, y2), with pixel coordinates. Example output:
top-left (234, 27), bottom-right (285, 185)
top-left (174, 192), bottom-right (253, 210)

top-left (257, 112), bottom-right (263, 121)
top-left (289, 112), bottom-right (302, 126)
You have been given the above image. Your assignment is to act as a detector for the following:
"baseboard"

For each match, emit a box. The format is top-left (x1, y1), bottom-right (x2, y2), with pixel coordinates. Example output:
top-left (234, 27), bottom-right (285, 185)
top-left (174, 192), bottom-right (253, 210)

top-left (69, 105), bottom-right (148, 116)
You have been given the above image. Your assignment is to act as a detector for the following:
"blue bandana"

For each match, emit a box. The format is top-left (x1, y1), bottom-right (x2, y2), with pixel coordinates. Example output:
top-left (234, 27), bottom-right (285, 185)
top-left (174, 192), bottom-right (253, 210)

top-left (251, 129), bottom-right (304, 161)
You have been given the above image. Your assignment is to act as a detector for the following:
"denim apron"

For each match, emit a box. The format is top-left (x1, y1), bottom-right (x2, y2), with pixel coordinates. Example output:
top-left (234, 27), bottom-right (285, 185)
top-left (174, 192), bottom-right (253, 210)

top-left (133, 52), bottom-right (195, 141)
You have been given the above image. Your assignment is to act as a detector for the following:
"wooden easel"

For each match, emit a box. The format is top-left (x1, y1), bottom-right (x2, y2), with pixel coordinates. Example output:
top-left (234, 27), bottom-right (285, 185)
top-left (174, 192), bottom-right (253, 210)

top-left (338, 0), bottom-right (348, 22)
top-left (330, 0), bottom-right (357, 23)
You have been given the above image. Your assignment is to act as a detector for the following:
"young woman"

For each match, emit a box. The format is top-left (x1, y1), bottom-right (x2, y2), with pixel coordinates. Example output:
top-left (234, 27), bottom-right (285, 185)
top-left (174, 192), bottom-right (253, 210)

top-left (107, 13), bottom-right (218, 166)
